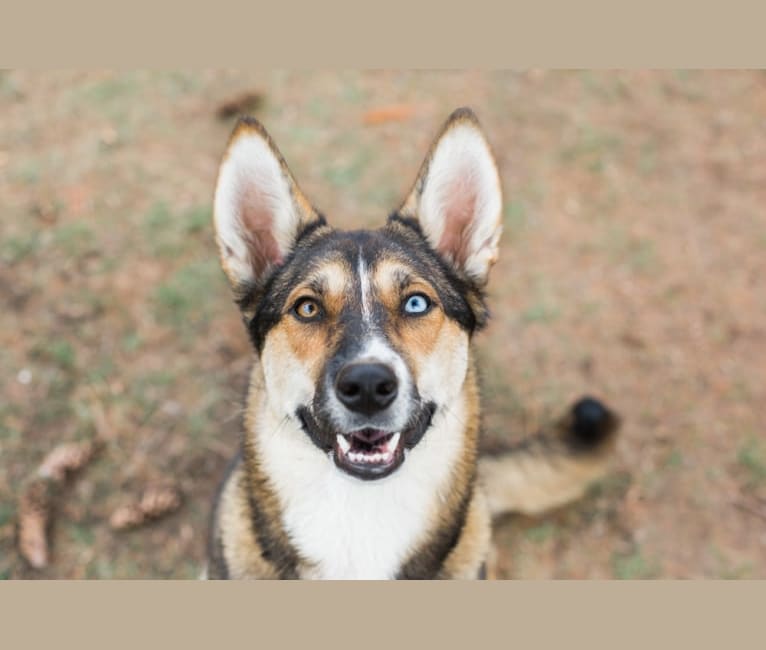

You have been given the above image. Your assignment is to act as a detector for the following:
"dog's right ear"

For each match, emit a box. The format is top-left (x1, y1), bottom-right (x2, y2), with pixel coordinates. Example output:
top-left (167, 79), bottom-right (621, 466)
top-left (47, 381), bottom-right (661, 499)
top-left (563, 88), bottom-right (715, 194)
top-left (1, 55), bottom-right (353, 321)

top-left (213, 117), bottom-right (323, 289)
top-left (397, 108), bottom-right (502, 287)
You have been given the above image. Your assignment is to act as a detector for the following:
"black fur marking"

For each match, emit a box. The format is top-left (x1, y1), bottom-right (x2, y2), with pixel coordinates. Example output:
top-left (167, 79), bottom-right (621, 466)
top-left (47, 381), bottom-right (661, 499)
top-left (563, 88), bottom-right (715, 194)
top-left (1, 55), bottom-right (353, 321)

top-left (568, 396), bottom-right (620, 452)
top-left (296, 406), bottom-right (333, 453)
top-left (242, 439), bottom-right (303, 579)
top-left (244, 487), bottom-right (301, 579)
top-left (403, 401), bottom-right (437, 449)
top-left (206, 451), bottom-right (244, 579)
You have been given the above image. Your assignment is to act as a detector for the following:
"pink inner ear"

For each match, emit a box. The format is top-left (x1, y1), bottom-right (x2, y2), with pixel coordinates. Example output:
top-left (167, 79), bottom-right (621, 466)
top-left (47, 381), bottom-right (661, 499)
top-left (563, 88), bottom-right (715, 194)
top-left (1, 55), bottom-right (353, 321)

top-left (437, 174), bottom-right (477, 267)
top-left (239, 185), bottom-right (283, 278)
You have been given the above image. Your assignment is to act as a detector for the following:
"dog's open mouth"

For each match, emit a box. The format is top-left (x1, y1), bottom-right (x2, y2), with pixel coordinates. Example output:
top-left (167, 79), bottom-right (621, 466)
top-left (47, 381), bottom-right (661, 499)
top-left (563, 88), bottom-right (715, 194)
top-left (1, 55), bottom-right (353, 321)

top-left (297, 402), bottom-right (436, 481)
top-left (334, 429), bottom-right (404, 479)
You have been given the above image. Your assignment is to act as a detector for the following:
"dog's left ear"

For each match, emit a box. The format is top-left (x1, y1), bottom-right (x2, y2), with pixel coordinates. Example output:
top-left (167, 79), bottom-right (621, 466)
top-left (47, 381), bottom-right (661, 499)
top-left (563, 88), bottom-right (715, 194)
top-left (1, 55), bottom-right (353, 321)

top-left (213, 117), bottom-right (323, 290)
top-left (399, 108), bottom-right (503, 285)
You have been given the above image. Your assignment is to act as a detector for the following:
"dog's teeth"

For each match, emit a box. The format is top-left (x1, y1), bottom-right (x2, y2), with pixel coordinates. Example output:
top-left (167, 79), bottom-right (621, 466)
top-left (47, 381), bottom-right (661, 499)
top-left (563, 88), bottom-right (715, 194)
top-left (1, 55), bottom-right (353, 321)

top-left (336, 434), bottom-right (350, 454)
top-left (389, 433), bottom-right (401, 449)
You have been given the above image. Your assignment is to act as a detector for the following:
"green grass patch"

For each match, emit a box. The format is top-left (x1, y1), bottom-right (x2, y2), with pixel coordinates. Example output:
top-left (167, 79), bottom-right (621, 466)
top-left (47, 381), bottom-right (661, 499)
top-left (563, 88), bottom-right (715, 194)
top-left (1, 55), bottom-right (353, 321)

top-left (12, 159), bottom-right (41, 185)
top-left (561, 126), bottom-right (622, 173)
top-left (0, 502), bottom-right (15, 528)
top-left (121, 332), bottom-right (143, 353)
top-left (664, 449), bottom-right (683, 469)
top-left (601, 226), bottom-right (659, 275)
top-left (612, 549), bottom-right (659, 579)
top-left (143, 201), bottom-right (174, 232)
top-left (53, 221), bottom-right (95, 257)
top-left (32, 339), bottom-right (77, 371)
top-left (86, 356), bottom-right (116, 384)
top-left (639, 140), bottom-right (659, 176)
top-left (33, 392), bottom-right (74, 428)
top-left (86, 559), bottom-right (115, 579)
top-left (586, 471), bottom-right (632, 500)
top-left (126, 369), bottom-right (177, 414)
top-left (153, 259), bottom-right (222, 329)
top-left (182, 205), bottom-right (212, 234)
top-left (521, 301), bottom-right (560, 324)
top-left (503, 199), bottom-right (528, 234)
top-left (524, 522), bottom-right (557, 544)
top-left (47, 340), bottom-right (76, 370)
top-left (66, 522), bottom-right (96, 547)
top-left (1, 232), bottom-right (40, 264)
top-left (737, 437), bottom-right (766, 487)
top-left (0, 71), bottom-right (23, 100)
top-left (323, 150), bottom-right (372, 188)
top-left (142, 203), bottom-right (212, 256)
top-left (580, 71), bottom-right (629, 102)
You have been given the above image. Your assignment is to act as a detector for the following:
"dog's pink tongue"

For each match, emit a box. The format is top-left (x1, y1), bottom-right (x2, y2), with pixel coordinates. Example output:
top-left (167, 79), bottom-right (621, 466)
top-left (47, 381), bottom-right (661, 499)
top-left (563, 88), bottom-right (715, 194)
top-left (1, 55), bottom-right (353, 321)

top-left (351, 428), bottom-right (389, 444)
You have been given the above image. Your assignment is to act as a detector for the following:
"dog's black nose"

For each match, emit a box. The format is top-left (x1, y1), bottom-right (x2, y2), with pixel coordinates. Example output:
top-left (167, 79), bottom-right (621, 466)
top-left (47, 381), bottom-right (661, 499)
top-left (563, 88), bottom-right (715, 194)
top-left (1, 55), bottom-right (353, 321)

top-left (335, 363), bottom-right (398, 415)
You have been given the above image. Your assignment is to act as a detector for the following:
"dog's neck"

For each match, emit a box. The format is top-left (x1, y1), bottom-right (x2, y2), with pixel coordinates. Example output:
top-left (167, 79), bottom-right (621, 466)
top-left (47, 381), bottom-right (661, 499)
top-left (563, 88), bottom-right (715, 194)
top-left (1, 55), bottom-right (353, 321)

top-left (242, 367), bottom-right (480, 580)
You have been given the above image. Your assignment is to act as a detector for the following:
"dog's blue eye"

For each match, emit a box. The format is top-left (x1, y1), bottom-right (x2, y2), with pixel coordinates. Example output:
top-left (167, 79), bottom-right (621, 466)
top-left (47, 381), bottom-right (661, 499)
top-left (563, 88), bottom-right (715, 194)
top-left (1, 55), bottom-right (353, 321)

top-left (403, 294), bottom-right (431, 315)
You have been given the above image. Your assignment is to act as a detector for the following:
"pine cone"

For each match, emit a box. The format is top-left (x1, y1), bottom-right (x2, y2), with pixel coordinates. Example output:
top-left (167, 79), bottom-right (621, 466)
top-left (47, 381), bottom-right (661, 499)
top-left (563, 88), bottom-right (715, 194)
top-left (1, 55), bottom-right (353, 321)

top-left (17, 479), bottom-right (53, 569)
top-left (140, 487), bottom-right (182, 517)
top-left (110, 486), bottom-right (182, 531)
top-left (109, 504), bottom-right (145, 531)
top-left (37, 440), bottom-right (100, 483)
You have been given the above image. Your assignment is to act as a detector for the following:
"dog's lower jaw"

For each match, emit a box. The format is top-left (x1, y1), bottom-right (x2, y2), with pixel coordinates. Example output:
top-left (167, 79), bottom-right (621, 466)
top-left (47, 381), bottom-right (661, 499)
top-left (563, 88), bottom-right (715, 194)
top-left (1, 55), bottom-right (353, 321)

top-left (249, 384), bottom-right (483, 580)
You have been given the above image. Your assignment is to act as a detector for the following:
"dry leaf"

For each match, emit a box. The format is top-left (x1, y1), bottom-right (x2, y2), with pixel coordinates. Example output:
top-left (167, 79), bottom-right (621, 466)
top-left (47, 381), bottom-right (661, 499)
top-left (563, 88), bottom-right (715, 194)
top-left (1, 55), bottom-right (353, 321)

top-left (362, 104), bottom-right (416, 126)
top-left (216, 91), bottom-right (264, 120)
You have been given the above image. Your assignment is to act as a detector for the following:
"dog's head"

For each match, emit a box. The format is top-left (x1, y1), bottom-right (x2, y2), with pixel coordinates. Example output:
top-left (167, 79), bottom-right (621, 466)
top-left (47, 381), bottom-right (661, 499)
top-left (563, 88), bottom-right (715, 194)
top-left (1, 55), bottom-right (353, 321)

top-left (213, 108), bottom-right (502, 480)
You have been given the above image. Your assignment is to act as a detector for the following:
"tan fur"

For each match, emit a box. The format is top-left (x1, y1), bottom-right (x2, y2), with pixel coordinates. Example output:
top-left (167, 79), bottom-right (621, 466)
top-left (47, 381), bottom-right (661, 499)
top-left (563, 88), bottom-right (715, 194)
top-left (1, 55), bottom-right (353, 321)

top-left (479, 419), bottom-right (617, 517)
top-left (441, 489), bottom-right (492, 579)
top-left (214, 459), bottom-right (278, 579)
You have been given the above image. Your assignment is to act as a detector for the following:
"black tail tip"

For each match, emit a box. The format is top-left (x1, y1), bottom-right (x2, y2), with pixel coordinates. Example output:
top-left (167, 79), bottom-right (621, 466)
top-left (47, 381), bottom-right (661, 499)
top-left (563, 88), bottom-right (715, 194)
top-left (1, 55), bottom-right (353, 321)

top-left (569, 396), bottom-right (620, 449)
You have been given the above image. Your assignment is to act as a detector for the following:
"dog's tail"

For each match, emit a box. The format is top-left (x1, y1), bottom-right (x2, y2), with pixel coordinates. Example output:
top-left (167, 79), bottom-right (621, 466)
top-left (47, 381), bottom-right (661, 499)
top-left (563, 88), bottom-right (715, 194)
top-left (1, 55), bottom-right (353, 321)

top-left (478, 397), bottom-right (620, 517)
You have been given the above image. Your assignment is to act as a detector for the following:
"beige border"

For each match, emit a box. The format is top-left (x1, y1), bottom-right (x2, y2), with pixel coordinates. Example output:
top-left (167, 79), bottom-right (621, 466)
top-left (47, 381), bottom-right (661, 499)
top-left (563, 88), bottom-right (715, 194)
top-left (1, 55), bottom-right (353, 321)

top-left (1, 1), bottom-right (766, 66)
top-left (2, 3), bottom-right (766, 649)
top-left (0, 581), bottom-right (764, 646)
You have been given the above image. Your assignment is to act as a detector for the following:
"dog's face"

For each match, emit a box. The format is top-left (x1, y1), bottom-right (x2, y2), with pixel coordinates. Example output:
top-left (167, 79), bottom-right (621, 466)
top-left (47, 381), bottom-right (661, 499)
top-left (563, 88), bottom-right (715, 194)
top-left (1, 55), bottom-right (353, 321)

top-left (213, 108), bottom-right (502, 480)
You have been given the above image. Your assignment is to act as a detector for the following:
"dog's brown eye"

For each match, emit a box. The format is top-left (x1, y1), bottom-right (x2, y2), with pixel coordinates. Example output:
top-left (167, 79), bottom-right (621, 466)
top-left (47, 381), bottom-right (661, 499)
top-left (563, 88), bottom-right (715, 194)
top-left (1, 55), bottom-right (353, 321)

top-left (293, 298), bottom-right (322, 322)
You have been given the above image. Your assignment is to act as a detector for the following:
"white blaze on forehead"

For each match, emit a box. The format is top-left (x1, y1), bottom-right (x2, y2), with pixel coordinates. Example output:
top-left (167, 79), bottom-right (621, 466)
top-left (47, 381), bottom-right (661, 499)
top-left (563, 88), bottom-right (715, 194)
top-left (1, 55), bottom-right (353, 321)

top-left (357, 250), bottom-right (373, 325)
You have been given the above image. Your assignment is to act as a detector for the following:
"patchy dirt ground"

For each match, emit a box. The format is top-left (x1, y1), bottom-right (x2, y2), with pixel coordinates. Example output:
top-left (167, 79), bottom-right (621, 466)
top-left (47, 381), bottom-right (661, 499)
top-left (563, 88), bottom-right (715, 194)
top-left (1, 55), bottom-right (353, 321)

top-left (1, 70), bottom-right (765, 579)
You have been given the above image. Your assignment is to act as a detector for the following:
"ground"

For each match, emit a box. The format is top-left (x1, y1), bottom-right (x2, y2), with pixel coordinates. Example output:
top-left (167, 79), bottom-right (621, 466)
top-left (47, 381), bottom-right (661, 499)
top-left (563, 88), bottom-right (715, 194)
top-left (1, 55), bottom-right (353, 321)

top-left (1, 70), bottom-right (764, 579)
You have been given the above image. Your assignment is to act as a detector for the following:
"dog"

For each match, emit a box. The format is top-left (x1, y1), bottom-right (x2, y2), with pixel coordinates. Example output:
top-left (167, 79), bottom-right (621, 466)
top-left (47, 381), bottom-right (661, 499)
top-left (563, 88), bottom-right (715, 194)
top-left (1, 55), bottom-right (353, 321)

top-left (205, 107), bottom-right (620, 579)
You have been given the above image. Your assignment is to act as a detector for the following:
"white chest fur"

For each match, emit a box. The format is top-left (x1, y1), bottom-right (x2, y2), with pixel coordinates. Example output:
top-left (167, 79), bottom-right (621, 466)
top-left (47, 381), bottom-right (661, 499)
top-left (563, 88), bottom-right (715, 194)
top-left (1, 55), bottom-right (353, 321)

top-left (254, 404), bottom-right (467, 580)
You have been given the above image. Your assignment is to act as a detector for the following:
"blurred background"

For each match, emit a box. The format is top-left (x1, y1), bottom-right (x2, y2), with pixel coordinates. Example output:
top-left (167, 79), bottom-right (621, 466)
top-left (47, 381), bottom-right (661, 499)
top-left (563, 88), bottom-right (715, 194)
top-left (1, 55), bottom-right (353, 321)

top-left (1, 70), bottom-right (764, 579)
